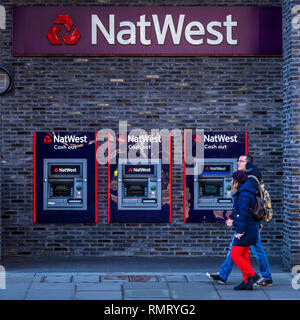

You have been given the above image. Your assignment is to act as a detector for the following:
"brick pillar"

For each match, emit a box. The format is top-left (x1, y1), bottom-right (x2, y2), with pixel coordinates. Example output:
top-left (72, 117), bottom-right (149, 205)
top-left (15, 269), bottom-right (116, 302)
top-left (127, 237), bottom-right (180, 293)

top-left (0, 4), bottom-right (4, 263)
top-left (282, 0), bottom-right (300, 270)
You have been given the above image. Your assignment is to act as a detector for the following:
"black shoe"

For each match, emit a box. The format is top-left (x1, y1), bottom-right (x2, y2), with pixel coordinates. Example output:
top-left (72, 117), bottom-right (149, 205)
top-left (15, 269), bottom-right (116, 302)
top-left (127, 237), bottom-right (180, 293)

top-left (244, 274), bottom-right (260, 290)
top-left (255, 278), bottom-right (273, 287)
top-left (234, 281), bottom-right (247, 290)
top-left (206, 272), bottom-right (226, 284)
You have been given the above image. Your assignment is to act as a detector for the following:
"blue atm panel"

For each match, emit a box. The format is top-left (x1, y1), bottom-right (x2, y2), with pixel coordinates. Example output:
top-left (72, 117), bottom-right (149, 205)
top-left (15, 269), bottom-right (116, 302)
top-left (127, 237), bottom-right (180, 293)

top-left (184, 131), bottom-right (247, 223)
top-left (34, 132), bottom-right (96, 223)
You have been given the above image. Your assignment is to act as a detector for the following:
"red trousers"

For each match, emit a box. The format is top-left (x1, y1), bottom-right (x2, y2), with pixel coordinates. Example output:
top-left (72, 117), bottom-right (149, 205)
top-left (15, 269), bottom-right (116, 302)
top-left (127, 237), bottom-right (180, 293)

top-left (230, 246), bottom-right (256, 283)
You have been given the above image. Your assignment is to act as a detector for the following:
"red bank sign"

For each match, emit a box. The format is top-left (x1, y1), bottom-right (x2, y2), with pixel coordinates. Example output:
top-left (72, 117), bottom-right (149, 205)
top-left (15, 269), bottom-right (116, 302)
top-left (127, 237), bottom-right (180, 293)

top-left (13, 6), bottom-right (282, 56)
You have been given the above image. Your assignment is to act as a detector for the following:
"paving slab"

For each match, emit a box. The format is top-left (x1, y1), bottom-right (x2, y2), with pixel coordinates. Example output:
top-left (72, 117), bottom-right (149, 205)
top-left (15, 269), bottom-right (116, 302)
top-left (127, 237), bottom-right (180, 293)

top-left (124, 289), bottom-right (170, 299)
top-left (259, 284), bottom-right (296, 291)
top-left (5, 277), bottom-right (33, 286)
top-left (102, 275), bottom-right (129, 283)
top-left (6, 272), bottom-right (35, 279)
top-left (76, 283), bottom-right (121, 291)
top-left (129, 275), bottom-right (159, 282)
top-left (186, 274), bottom-right (209, 282)
top-left (43, 275), bottom-right (73, 283)
top-left (268, 273), bottom-right (294, 285)
top-left (169, 283), bottom-right (219, 300)
top-left (123, 282), bottom-right (168, 289)
top-left (26, 295), bottom-right (74, 300)
top-left (75, 291), bottom-right (122, 300)
top-left (0, 284), bottom-right (31, 300)
top-left (265, 290), bottom-right (300, 300)
top-left (125, 297), bottom-right (169, 300)
top-left (262, 286), bottom-right (300, 300)
top-left (39, 272), bottom-right (74, 276)
top-left (32, 273), bottom-right (74, 283)
top-left (25, 283), bottom-right (75, 300)
top-left (28, 283), bottom-right (75, 292)
top-left (32, 274), bottom-right (45, 283)
top-left (161, 275), bottom-right (187, 282)
top-left (217, 289), bottom-right (269, 300)
top-left (0, 292), bottom-right (28, 300)
top-left (72, 275), bottom-right (100, 283)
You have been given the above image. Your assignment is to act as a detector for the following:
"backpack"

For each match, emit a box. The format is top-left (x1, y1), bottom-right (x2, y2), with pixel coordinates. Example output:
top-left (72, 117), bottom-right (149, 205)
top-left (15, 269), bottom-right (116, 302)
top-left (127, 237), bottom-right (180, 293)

top-left (248, 175), bottom-right (273, 223)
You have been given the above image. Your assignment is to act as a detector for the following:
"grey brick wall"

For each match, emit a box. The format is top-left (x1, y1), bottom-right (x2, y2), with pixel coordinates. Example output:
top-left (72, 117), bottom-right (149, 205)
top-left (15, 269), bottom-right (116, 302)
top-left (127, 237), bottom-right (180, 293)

top-left (0, 1), bottom-right (286, 263)
top-left (282, 0), bottom-right (300, 270)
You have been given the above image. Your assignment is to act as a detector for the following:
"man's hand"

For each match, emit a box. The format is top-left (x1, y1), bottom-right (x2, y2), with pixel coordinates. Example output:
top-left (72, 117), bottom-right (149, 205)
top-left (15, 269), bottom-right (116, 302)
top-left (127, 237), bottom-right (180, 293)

top-left (259, 224), bottom-right (263, 232)
top-left (235, 233), bottom-right (245, 239)
top-left (226, 219), bottom-right (233, 227)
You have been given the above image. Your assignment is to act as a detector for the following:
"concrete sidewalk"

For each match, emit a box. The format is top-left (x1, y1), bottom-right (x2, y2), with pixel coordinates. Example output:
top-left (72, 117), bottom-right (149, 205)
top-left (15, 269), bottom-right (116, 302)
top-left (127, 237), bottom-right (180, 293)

top-left (0, 257), bottom-right (298, 300)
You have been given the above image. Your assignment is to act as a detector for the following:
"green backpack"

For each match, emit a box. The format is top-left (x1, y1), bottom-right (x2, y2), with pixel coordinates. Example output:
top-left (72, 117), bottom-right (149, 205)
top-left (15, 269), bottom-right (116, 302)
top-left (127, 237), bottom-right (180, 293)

top-left (248, 175), bottom-right (273, 223)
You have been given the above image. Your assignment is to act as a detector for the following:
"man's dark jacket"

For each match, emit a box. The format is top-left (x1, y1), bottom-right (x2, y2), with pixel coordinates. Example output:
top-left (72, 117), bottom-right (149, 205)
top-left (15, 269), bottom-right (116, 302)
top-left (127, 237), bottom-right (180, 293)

top-left (245, 162), bottom-right (262, 190)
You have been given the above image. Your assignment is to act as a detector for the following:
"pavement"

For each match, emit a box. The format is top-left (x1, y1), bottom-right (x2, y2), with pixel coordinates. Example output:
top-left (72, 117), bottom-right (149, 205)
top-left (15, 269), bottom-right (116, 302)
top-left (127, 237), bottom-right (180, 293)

top-left (0, 256), bottom-right (299, 300)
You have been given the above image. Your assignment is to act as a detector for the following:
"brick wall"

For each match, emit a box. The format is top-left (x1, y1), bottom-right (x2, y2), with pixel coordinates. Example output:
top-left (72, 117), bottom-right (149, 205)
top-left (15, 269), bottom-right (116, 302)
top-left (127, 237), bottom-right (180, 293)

top-left (0, 1), bottom-right (285, 263)
top-left (282, 0), bottom-right (300, 270)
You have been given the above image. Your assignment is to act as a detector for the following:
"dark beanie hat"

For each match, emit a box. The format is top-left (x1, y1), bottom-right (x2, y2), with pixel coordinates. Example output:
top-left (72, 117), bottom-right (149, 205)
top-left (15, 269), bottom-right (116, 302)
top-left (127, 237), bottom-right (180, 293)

top-left (232, 170), bottom-right (248, 184)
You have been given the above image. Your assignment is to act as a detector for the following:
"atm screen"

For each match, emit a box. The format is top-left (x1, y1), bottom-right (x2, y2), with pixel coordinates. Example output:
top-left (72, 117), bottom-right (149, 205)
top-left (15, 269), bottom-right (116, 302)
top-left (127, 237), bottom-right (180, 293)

top-left (124, 181), bottom-right (147, 197)
top-left (50, 181), bottom-right (73, 197)
top-left (199, 182), bottom-right (222, 197)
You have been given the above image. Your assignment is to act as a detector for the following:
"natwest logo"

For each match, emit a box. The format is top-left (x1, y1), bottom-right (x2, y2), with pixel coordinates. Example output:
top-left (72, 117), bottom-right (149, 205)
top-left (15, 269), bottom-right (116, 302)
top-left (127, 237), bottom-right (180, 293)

top-left (194, 135), bottom-right (203, 143)
top-left (118, 135), bottom-right (126, 143)
top-left (128, 135), bottom-right (162, 143)
top-left (43, 135), bottom-right (52, 143)
top-left (53, 134), bottom-right (88, 144)
top-left (204, 134), bottom-right (238, 143)
top-left (132, 167), bottom-right (152, 173)
top-left (47, 14), bottom-right (81, 45)
top-left (126, 166), bottom-right (153, 174)
top-left (91, 14), bottom-right (237, 46)
top-left (57, 167), bottom-right (78, 173)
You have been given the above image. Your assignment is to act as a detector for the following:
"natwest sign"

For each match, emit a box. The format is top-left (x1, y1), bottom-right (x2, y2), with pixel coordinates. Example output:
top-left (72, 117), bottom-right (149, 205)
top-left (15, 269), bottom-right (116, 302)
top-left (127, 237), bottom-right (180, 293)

top-left (13, 6), bottom-right (282, 56)
top-left (90, 14), bottom-right (238, 46)
top-left (53, 134), bottom-right (88, 144)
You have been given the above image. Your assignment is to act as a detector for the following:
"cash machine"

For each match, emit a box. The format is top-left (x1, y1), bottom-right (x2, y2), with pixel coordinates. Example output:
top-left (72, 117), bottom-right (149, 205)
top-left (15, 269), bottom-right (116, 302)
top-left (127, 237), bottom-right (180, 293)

top-left (108, 131), bottom-right (171, 223)
top-left (184, 131), bottom-right (247, 223)
top-left (117, 159), bottom-right (162, 211)
top-left (34, 132), bottom-right (96, 223)
top-left (193, 158), bottom-right (237, 210)
top-left (43, 158), bottom-right (87, 210)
